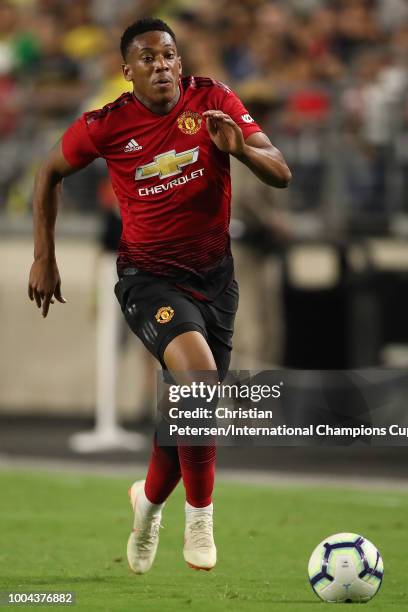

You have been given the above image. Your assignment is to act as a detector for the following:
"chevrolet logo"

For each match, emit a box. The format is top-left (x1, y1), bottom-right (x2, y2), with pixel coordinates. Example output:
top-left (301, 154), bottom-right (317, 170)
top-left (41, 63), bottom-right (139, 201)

top-left (135, 147), bottom-right (199, 181)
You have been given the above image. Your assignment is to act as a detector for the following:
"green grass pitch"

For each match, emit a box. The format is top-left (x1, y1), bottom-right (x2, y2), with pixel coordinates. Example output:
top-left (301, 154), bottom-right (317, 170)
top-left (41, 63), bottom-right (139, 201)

top-left (0, 470), bottom-right (406, 611)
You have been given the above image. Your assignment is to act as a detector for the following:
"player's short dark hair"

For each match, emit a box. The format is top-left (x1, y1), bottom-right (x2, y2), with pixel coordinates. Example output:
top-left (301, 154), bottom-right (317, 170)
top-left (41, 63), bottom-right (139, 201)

top-left (120, 17), bottom-right (177, 61)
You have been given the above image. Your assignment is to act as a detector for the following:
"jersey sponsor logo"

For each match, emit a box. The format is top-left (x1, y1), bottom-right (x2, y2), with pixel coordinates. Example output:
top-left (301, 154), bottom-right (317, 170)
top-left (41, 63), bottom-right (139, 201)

top-left (138, 168), bottom-right (205, 196)
top-left (177, 110), bottom-right (202, 135)
top-left (241, 113), bottom-right (254, 123)
top-left (155, 306), bottom-right (174, 324)
top-left (124, 138), bottom-right (142, 152)
top-left (136, 147), bottom-right (199, 181)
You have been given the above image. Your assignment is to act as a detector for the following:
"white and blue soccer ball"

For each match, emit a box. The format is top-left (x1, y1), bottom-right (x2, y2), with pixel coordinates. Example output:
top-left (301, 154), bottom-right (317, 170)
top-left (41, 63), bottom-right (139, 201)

top-left (308, 533), bottom-right (384, 603)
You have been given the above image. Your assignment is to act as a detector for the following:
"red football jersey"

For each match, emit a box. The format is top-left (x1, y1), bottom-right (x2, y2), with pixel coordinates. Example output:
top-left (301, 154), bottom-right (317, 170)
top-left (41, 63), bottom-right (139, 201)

top-left (62, 75), bottom-right (261, 287)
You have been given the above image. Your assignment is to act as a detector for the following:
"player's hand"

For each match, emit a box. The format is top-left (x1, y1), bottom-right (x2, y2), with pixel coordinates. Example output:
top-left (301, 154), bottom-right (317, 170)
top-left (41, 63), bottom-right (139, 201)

top-left (203, 110), bottom-right (245, 156)
top-left (28, 258), bottom-right (66, 318)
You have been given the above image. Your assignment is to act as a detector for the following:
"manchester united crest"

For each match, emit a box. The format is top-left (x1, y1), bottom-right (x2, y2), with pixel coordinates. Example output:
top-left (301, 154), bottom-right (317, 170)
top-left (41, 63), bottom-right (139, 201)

top-left (177, 111), bottom-right (202, 135)
top-left (155, 306), bottom-right (175, 324)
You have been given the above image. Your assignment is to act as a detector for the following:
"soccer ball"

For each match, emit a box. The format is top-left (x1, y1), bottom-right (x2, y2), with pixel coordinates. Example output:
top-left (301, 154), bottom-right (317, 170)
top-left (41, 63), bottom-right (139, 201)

top-left (308, 533), bottom-right (384, 603)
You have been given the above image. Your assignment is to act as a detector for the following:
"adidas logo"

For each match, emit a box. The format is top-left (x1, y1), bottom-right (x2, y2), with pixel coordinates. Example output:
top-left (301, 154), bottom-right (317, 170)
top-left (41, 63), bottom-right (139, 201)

top-left (124, 139), bottom-right (142, 152)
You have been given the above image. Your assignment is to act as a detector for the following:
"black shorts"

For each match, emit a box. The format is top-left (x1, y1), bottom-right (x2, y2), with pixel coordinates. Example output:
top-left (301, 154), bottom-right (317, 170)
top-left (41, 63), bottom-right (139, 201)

top-left (114, 270), bottom-right (239, 382)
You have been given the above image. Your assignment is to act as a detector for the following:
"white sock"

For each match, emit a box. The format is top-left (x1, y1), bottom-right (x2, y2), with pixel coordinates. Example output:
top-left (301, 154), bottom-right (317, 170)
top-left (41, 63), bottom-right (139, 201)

top-left (139, 488), bottom-right (164, 518)
top-left (185, 501), bottom-right (213, 514)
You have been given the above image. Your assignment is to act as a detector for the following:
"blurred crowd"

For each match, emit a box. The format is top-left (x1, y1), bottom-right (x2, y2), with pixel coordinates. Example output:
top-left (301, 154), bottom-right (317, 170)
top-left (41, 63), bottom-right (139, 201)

top-left (0, 0), bottom-right (408, 225)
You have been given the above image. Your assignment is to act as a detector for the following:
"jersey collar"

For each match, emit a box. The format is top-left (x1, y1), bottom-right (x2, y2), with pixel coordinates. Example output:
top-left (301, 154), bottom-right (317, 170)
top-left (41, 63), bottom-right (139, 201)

top-left (131, 83), bottom-right (184, 117)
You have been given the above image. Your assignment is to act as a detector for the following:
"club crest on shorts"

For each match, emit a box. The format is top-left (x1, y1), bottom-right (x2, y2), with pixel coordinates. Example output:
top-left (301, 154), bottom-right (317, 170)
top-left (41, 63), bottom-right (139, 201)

top-left (155, 306), bottom-right (175, 324)
top-left (177, 111), bottom-right (202, 135)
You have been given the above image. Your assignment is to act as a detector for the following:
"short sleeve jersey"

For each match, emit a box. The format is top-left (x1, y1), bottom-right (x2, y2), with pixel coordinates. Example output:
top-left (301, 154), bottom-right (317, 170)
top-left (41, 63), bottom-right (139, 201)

top-left (62, 76), bottom-right (261, 292)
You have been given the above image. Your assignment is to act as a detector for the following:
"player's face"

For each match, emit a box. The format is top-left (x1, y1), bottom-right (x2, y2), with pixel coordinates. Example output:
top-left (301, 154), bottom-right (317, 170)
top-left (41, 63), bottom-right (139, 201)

top-left (123, 31), bottom-right (181, 110)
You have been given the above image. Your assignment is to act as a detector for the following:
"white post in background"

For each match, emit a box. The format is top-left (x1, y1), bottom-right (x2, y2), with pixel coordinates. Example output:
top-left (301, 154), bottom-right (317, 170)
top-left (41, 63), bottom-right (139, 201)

top-left (69, 253), bottom-right (145, 452)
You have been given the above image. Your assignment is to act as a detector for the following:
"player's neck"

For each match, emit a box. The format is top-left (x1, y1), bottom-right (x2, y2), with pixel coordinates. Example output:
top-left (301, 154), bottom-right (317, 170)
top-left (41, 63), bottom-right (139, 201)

top-left (133, 86), bottom-right (181, 115)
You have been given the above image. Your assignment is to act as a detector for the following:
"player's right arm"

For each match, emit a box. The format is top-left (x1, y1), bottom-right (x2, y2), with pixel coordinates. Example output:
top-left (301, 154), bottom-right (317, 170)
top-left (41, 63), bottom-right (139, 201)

top-left (28, 142), bottom-right (78, 318)
top-left (29, 113), bottom-right (100, 318)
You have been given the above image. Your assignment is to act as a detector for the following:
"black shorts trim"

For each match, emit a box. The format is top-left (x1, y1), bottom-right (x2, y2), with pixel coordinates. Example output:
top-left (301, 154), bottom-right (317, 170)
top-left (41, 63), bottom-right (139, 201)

top-left (157, 322), bottom-right (208, 366)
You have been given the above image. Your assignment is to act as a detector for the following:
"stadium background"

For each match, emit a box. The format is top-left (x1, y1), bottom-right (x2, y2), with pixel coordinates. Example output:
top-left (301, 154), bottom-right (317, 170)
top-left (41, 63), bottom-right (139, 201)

top-left (1, 0), bottom-right (408, 487)
top-left (1, 2), bottom-right (408, 609)
top-left (0, 0), bottom-right (408, 460)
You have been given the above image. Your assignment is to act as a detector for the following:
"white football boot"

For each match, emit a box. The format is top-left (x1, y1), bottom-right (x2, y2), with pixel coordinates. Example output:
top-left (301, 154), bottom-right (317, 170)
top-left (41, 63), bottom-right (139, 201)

top-left (183, 504), bottom-right (217, 571)
top-left (127, 480), bottom-right (162, 574)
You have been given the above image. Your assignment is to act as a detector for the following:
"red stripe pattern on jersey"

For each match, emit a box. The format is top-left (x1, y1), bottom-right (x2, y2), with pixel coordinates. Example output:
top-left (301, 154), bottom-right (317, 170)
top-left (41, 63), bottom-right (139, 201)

top-left (118, 222), bottom-right (231, 277)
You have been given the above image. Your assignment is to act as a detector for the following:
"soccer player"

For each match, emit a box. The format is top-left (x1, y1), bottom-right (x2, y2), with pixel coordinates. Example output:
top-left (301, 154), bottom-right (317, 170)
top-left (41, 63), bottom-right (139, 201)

top-left (28, 18), bottom-right (291, 574)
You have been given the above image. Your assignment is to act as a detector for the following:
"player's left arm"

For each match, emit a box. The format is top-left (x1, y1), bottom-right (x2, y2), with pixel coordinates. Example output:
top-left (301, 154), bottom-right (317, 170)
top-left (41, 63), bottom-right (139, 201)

top-left (203, 110), bottom-right (292, 188)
